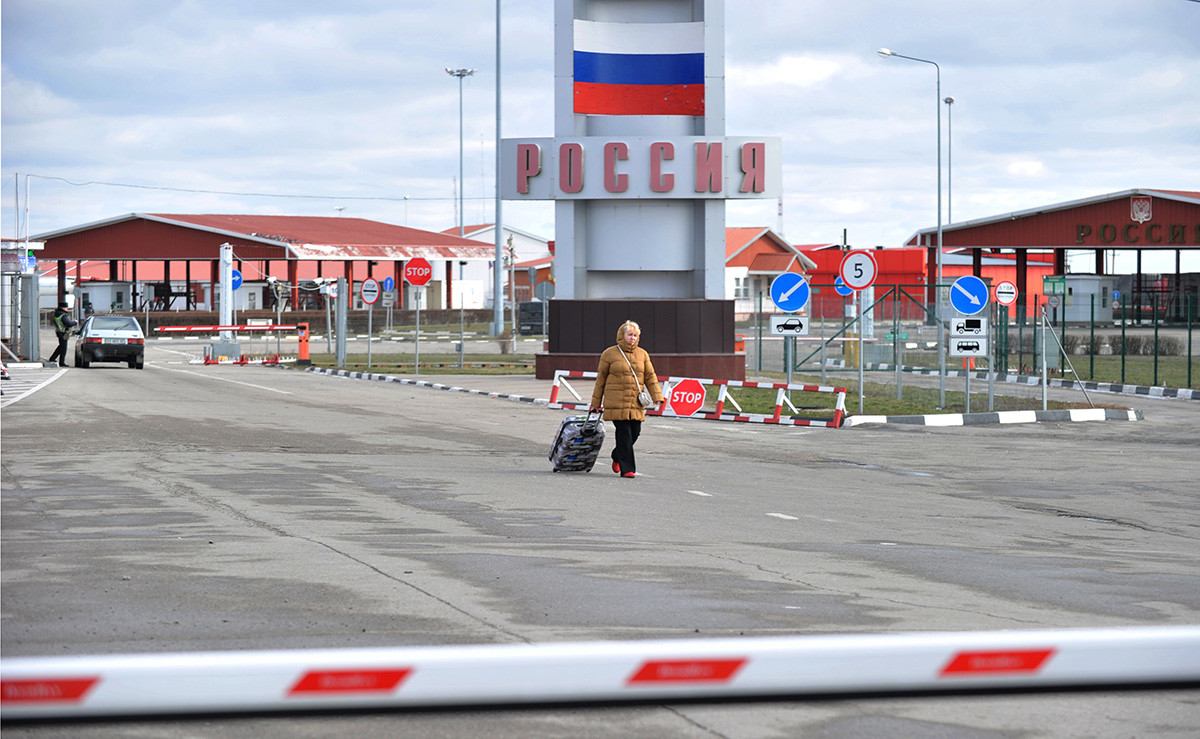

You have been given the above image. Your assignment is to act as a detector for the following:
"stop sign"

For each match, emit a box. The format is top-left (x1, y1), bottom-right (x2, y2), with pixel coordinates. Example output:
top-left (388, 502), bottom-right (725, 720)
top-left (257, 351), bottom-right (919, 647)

top-left (404, 257), bottom-right (432, 286)
top-left (669, 378), bottom-right (706, 417)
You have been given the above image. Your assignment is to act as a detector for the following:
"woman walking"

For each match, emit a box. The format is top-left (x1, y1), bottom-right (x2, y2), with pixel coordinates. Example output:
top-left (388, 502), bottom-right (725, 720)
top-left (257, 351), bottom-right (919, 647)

top-left (589, 320), bottom-right (664, 478)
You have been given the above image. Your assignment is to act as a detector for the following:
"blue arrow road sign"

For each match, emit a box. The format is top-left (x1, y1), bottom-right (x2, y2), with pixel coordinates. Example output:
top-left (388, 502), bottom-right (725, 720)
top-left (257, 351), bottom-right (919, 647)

top-left (383, 276), bottom-right (396, 292)
top-left (231, 269), bottom-right (243, 290)
top-left (770, 273), bottom-right (810, 312)
top-left (950, 275), bottom-right (988, 315)
top-left (834, 276), bottom-right (852, 297)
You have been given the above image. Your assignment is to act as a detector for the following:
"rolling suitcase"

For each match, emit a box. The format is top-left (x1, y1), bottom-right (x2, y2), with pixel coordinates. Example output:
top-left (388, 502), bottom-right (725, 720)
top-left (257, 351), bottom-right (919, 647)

top-left (549, 411), bottom-right (606, 472)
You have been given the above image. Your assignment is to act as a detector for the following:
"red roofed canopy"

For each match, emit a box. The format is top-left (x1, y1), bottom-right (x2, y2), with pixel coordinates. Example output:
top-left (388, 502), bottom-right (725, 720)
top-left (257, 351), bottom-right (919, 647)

top-left (35, 213), bottom-right (494, 262)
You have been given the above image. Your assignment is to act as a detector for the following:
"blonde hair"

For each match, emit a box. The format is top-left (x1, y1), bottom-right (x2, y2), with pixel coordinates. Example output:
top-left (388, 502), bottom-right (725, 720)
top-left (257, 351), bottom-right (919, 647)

top-left (617, 320), bottom-right (641, 341)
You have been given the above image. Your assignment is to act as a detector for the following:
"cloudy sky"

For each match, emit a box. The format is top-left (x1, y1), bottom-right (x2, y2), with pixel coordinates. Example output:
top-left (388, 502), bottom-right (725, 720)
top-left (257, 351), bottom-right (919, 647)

top-left (3, 0), bottom-right (1198, 271)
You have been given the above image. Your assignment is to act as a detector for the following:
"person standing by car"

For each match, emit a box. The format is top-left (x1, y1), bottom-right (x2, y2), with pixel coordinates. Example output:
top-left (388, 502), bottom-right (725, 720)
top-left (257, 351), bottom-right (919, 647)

top-left (48, 301), bottom-right (76, 367)
top-left (589, 320), bottom-right (664, 478)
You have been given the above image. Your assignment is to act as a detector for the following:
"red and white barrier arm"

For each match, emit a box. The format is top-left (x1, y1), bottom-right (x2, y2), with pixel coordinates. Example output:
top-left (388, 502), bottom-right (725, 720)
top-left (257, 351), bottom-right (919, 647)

top-left (549, 371), bottom-right (847, 428)
top-left (2, 627), bottom-right (1197, 719)
top-left (156, 325), bottom-right (300, 333)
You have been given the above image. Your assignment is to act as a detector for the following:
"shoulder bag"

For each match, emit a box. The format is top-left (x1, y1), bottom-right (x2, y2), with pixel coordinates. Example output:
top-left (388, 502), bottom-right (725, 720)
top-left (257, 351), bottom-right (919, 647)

top-left (621, 348), bottom-right (656, 408)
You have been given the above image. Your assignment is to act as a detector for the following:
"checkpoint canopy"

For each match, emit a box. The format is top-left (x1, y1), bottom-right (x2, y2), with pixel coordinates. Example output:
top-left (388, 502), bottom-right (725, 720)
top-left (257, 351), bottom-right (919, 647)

top-left (32, 213), bottom-right (496, 311)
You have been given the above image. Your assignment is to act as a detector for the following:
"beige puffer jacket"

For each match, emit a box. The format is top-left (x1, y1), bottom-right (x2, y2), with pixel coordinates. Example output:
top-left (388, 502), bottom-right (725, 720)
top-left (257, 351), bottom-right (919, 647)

top-left (590, 333), bottom-right (664, 421)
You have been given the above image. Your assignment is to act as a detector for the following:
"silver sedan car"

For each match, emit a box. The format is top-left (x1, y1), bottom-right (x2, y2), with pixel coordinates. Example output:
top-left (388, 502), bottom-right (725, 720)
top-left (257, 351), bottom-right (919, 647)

top-left (75, 315), bottom-right (146, 369)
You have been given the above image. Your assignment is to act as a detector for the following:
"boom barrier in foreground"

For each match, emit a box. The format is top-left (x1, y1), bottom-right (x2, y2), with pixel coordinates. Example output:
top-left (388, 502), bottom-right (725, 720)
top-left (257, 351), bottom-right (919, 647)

top-left (2, 627), bottom-right (1197, 719)
top-left (549, 370), bottom-right (847, 428)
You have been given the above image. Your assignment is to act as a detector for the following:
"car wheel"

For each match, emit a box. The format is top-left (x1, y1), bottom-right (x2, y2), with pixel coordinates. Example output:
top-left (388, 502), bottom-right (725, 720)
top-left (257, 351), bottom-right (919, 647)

top-left (133, 357), bottom-right (144, 369)
top-left (80, 352), bottom-right (90, 368)
top-left (74, 350), bottom-right (82, 368)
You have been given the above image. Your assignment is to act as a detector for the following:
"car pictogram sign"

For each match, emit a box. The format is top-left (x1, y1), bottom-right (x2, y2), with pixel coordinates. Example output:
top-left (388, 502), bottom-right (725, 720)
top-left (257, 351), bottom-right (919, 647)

top-left (770, 314), bottom-right (809, 335)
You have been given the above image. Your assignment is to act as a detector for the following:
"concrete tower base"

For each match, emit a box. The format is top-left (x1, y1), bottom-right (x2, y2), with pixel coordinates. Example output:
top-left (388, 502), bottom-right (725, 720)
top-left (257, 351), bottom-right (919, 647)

top-left (534, 299), bottom-right (743, 381)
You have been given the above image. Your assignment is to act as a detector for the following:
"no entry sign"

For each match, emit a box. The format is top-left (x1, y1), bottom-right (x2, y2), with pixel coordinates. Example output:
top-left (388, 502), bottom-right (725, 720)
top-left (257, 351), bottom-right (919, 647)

top-left (994, 280), bottom-right (1018, 307)
top-left (360, 278), bottom-right (380, 305)
top-left (404, 258), bottom-right (433, 286)
top-left (669, 378), bottom-right (706, 417)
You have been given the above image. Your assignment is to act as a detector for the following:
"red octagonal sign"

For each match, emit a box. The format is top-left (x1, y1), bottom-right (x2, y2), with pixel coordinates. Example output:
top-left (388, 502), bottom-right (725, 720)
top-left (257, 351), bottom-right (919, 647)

top-left (404, 257), bottom-right (433, 286)
top-left (670, 378), bottom-right (706, 417)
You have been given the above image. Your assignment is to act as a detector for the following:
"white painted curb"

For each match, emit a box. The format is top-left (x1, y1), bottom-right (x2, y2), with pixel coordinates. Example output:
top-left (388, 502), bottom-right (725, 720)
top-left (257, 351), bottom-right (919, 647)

top-left (3, 626), bottom-right (1198, 719)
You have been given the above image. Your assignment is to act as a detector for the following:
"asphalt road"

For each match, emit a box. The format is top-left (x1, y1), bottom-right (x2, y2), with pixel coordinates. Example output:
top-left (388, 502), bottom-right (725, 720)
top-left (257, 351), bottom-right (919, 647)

top-left (2, 341), bottom-right (1199, 737)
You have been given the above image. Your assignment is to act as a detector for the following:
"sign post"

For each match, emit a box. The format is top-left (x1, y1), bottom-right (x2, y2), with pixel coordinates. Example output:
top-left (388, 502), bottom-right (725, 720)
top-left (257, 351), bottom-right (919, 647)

top-left (994, 280), bottom-right (1018, 308)
top-left (993, 281), bottom-right (1018, 396)
top-left (949, 276), bottom-right (991, 413)
top-left (361, 278), bottom-right (380, 368)
top-left (404, 258), bottom-right (433, 374)
top-left (769, 274), bottom-right (810, 388)
top-left (382, 277), bottom-right (396, 332)
top-left (839, 251), bottom-right (878, 414)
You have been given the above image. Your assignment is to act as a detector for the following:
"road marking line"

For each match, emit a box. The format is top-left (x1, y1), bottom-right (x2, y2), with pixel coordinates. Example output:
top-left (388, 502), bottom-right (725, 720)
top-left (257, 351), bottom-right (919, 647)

top-left (686, 490), bottom-right (712, 497)
top-left (0, 368), bottom-right (69, 408)
top-left (766, 513), bottom-right (798, 520)
top-left (154, 366), bottom-right (292, 395)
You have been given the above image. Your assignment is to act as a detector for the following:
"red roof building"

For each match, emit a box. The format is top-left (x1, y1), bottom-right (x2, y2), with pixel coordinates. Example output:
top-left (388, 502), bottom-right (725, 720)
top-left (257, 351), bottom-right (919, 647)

top-left (36, 213), bottom-right (495, 311)
top-left (904, 189), bottom-right (1199, 318)
top-left (725, 227), bottom-right (817, 318)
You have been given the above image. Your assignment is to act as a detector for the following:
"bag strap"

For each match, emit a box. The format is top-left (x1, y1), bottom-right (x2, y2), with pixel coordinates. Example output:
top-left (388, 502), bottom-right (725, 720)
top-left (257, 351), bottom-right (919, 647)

top-left (620, 347), bottom-right (644, 394)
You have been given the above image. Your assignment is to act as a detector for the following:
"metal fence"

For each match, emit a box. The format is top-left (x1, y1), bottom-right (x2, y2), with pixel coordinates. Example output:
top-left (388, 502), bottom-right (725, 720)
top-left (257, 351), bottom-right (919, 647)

top-left (746, 287), bottom-right (1197, 409)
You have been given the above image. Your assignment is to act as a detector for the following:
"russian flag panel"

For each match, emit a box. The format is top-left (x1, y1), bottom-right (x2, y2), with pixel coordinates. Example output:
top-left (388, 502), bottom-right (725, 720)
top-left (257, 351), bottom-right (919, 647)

top-left (573, 19), bottom-right (704, 116)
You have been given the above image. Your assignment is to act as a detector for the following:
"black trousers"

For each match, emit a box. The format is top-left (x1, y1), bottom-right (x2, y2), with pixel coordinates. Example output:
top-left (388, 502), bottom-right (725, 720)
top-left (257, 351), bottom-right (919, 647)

top-left (611, 419), bottom-right (642, 474)
top-left (48, 334), bottom-right (69, 365)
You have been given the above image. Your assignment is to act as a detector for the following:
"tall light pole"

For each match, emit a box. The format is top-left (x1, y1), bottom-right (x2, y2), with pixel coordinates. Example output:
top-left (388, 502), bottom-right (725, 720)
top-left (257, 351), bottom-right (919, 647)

top-left (446, 67), bottom-right (475, 316)
top-left (493, 1), bottom-right (505, 337)
top-left (944, 96), bottom-right (955, 224)
top-left (878, 47), bottom-right (946, 407)
top-left (445, 68), bottom-right (475, 239)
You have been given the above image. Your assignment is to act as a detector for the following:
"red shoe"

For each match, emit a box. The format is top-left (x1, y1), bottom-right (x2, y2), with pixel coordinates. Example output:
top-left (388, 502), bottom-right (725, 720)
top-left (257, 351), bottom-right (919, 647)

top-left (621, 471), bottom-right (635, 478)
top-left (612, 461), bottom-right (621, 474)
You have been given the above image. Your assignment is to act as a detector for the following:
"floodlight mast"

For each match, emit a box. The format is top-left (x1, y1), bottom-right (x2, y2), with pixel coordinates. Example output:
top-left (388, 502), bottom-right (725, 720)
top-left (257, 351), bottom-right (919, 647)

top-left (445, 67), bottom-right (476, 317)
top-left (878, 47), bottom-right (946, 406)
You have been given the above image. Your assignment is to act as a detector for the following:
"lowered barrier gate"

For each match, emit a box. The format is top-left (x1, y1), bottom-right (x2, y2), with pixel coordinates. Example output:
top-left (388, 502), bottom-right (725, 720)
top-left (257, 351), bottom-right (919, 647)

top-left (156, 323), bottom-right (311, 366)
top-left (549, 370), bottom-right (847, 428)
top-left (2, 626), bottom-right (1197, 719)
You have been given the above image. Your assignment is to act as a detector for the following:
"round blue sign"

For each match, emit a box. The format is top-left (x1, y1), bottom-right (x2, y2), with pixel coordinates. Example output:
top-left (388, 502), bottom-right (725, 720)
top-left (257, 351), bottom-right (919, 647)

top-left (383, 276), bottom-right (396, 292)
top-left (1112, 289), bottom-right (1120, 301)
top-left (834, 276), bottom-right (853, 297)
top-left (230, 269), bottom-right (243, 290)
top-left (949, 275), bottom-right (989, 316)
top-left (769, 273), bottom-right (810, 313)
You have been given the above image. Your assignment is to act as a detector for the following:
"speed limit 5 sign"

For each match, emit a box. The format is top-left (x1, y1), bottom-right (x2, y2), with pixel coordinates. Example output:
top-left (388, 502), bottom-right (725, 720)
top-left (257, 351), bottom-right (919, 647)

top-left (839, 250), bottom-right (879, 290)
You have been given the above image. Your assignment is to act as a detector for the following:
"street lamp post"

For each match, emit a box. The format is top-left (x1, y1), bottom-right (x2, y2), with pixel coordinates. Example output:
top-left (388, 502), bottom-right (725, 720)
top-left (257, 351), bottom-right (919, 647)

top-left (944, 96), bottom-right (955, 224)
top-left (446, 67), bottom-right (476, 311)
top-left (878, 48), bottom-right (946, 407)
